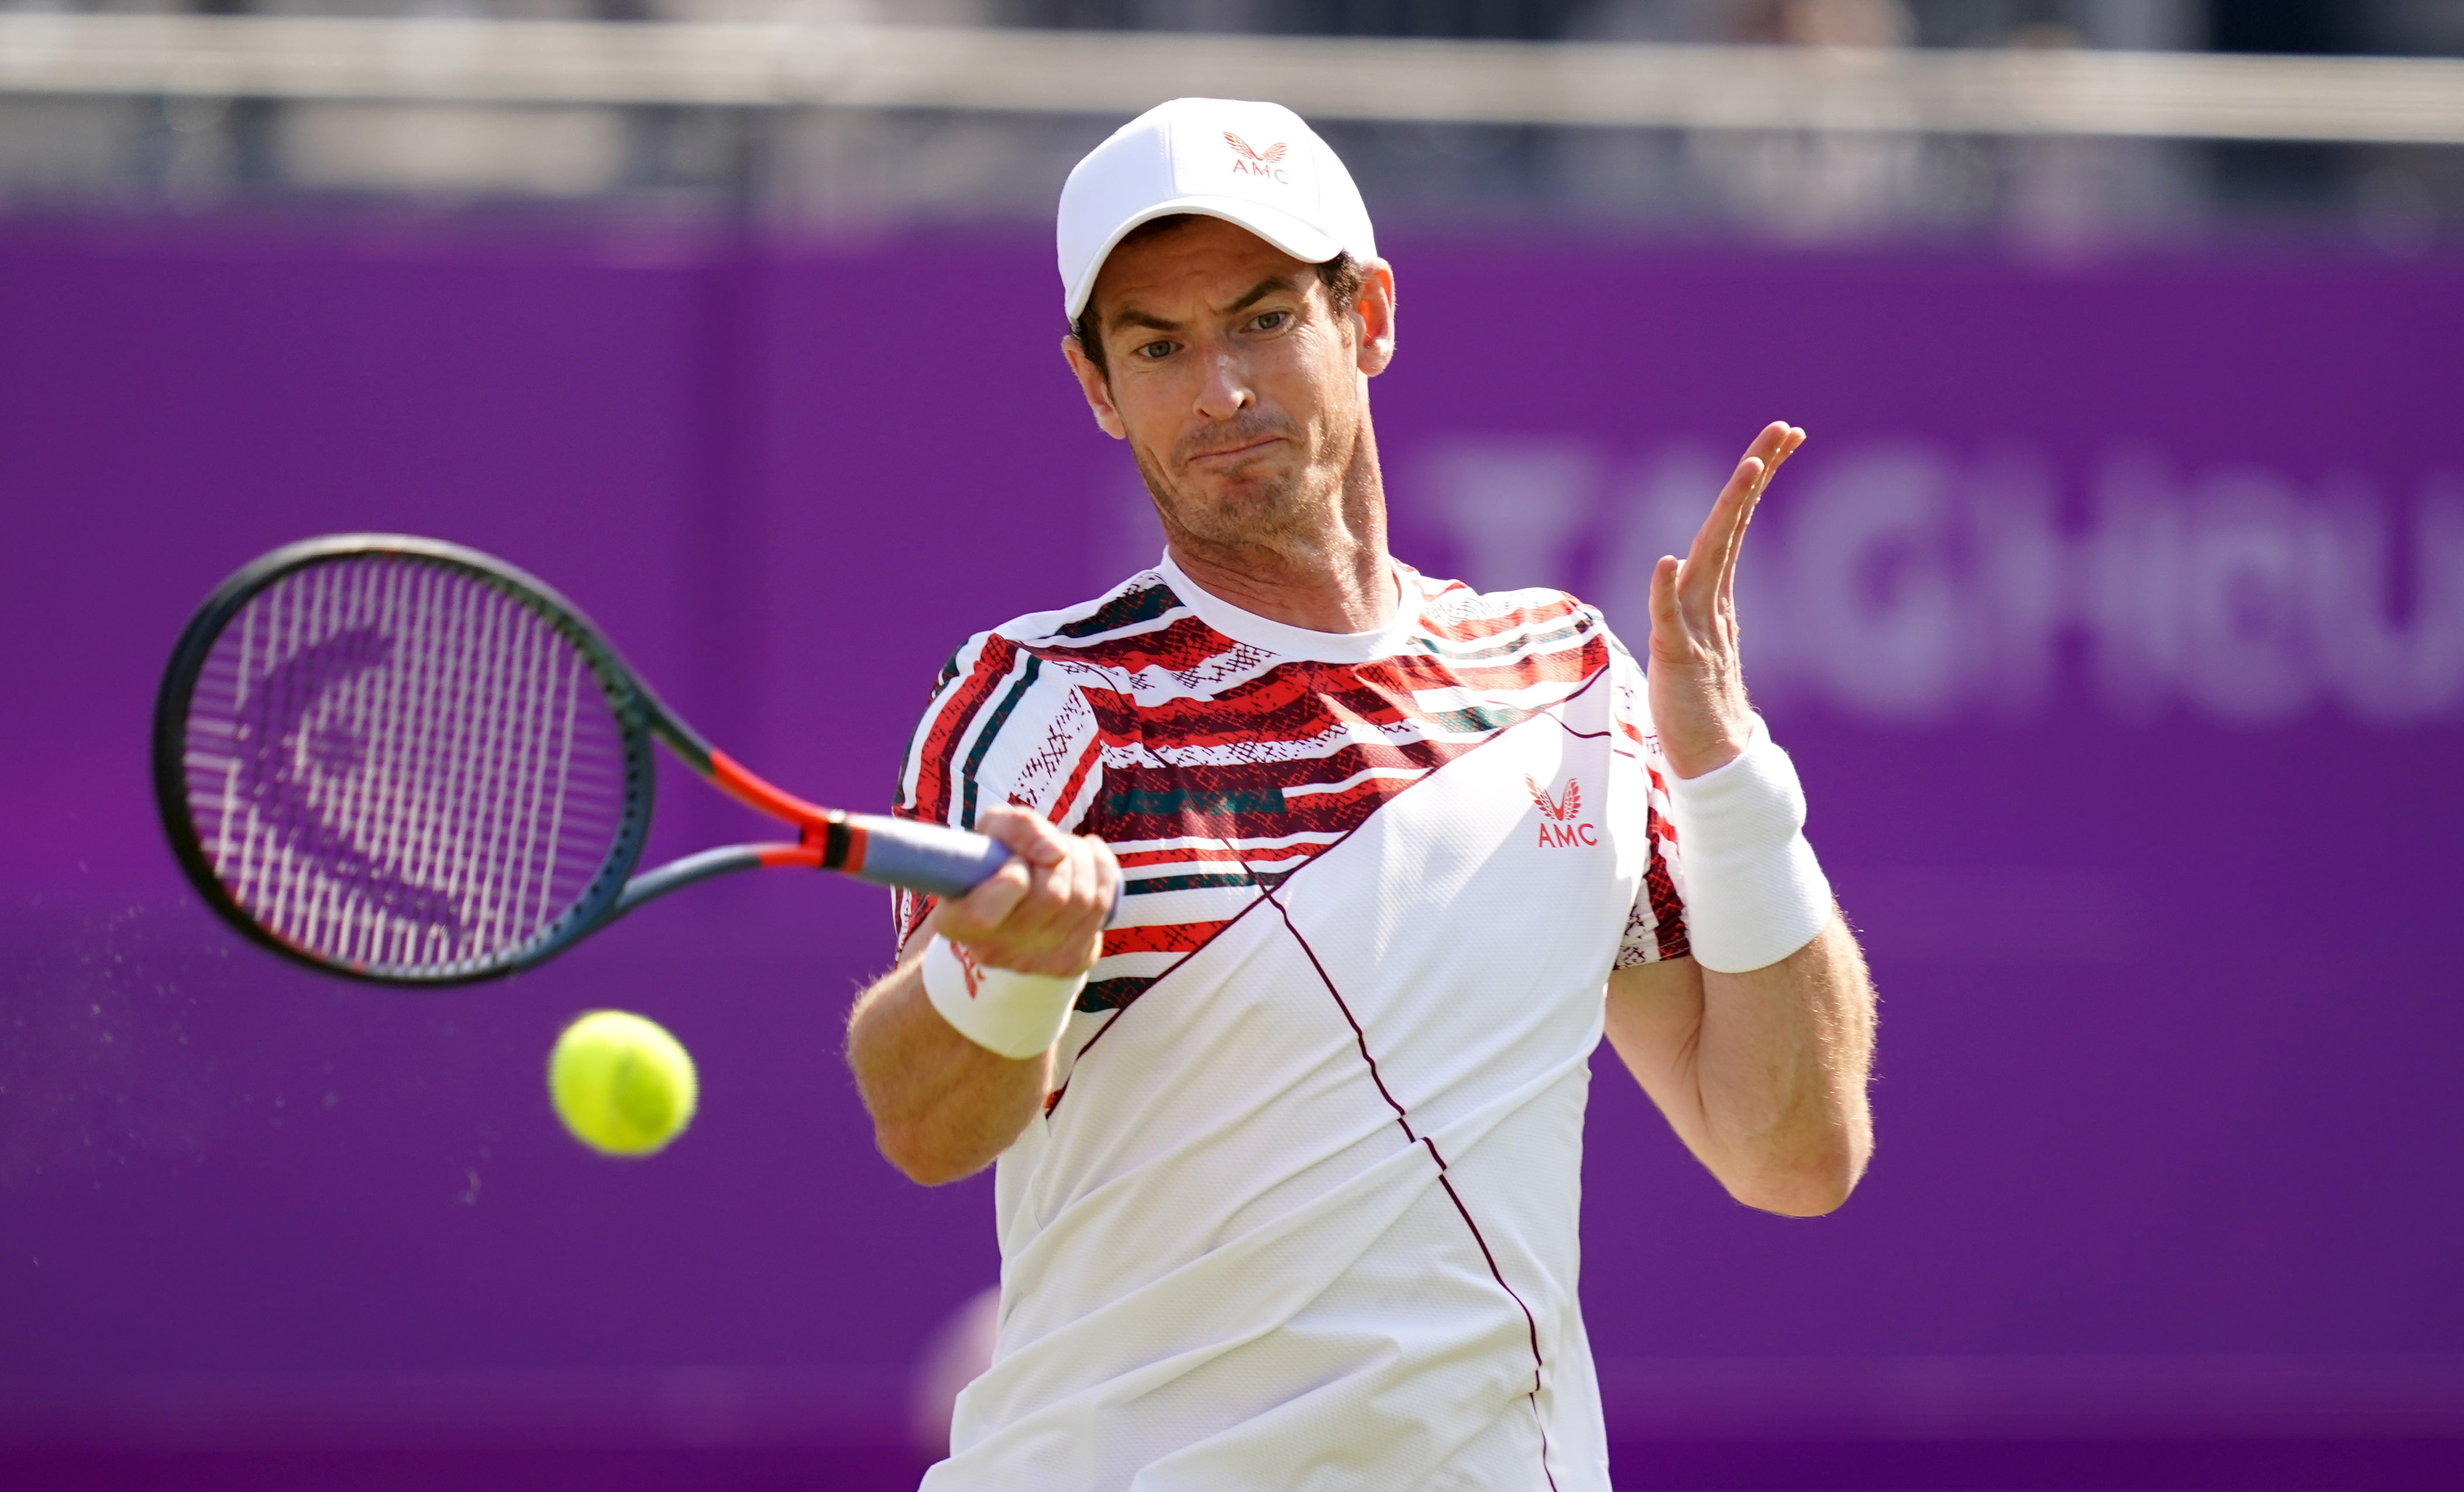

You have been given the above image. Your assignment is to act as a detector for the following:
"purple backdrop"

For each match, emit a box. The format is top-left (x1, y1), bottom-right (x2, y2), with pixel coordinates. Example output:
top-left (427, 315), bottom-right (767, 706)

top-left (4, 219), bottom-right (2462, 1489)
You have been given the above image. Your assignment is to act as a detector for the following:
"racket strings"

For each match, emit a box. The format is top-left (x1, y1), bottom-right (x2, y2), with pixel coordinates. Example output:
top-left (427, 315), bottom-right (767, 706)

top-left (181, 556), bottom-right (630, 972)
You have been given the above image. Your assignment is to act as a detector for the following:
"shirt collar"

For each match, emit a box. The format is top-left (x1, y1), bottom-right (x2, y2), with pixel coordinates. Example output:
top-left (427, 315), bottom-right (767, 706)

top-left (1157, 549), bottom-right (1419, 665)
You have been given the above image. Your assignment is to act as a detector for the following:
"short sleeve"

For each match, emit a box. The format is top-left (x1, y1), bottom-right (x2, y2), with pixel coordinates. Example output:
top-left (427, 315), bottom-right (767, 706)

top-left (887, 632), bottom-right (1104, 952)
top-left (1606, 636), bottom-right (1692, 968)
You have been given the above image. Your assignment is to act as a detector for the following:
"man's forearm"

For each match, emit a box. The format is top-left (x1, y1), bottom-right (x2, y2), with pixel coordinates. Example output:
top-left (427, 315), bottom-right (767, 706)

top-left (844, 805), bottom-right (1117, 1185)
top-left (1606, 912), bottom-right (1876, 1216)
top-left (846, 957), bottom-right (1051, 1185)
top-left (1695, 915), bottom-right (1875, 1213)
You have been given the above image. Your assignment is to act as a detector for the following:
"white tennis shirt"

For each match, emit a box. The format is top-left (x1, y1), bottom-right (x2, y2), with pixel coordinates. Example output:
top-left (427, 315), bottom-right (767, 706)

top-left (893, 554), bottom-right (1691, 1491)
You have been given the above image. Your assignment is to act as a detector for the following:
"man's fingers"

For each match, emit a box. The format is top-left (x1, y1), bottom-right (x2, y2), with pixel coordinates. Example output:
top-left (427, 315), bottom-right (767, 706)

top-left (1682, 456), bottom-right (1755, 580)
top-left (1756, 425), bottom-right (1806, 493)
top-left (1748, 426), bottom-right (1805, 499)
top-left (998, 837), bottom-right (1100, 947)
top-left (1686, 454), bottom-right (1761, 609)
top-left (935, 830), bottom-right (1117, 972)
top-left (978, 803), bottom-right (1069, 867)
top-left (1057, 838), bottom-right (1119, 929)
top-left (937, 805), bottom-right (1066, 938)
top-left (1024, 861), bottom-right (1077, 945)
top-left (1034, 838), bottom-right (1113, 940)
top-left (1647, 553), bottom-right (1685, 644)
top-left (1718, 425), bottom-right (1805, 594)
top-left (1749, 420), bottom-right (1792, 469)
top-left (938, 854), bottom-right (1033, 939)
top-left (1052, 840), bottom-right (1116, 945)
top-left (1668, 425), bottom-right (1799, 625)
top-left (1715, 455), bottom-right (1763, 594)
top-left (1079, 837), bottom-right (1123, 929)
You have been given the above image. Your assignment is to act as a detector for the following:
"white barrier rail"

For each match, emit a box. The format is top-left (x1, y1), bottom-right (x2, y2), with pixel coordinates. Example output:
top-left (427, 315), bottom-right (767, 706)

top-left (4, 15), bottom-right (2463, 146)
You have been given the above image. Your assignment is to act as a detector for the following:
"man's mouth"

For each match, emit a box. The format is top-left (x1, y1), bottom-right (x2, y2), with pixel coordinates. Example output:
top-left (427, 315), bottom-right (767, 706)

top-left (1184, 436), bottom-right (1283, 469)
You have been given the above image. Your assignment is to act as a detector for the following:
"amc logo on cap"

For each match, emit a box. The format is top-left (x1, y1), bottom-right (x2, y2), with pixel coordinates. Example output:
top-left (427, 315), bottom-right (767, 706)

top-left (1224, 132), bottom-right (1290, 184)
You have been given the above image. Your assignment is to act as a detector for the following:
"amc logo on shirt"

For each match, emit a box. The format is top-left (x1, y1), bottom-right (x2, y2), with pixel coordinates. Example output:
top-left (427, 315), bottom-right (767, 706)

top-left (1524, 776), bottom-right (1597, 848)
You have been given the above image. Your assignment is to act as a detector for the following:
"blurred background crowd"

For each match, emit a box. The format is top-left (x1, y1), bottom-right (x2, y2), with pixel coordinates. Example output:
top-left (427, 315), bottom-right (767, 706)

top-left (0, 0), bottom-right (2458, 250)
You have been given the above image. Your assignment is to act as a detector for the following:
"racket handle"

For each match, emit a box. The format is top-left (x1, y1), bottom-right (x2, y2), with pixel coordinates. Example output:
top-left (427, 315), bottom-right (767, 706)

top-left (841, 814), bottom-right (1124, 926)
top-left (842, 814), bottom-right (1018, 901)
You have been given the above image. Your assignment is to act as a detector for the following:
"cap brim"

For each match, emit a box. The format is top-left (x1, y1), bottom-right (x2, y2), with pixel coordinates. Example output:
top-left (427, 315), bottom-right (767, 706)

top-left (1065, 194), bottom-right (1347, 320)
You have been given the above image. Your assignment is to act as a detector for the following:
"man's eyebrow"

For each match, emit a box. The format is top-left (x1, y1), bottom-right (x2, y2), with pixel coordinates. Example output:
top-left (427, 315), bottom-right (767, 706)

top-left (1226, 275), bottom-right (1303, 315)
top-left (1107, 307), bottom-right (1180, 335)
top-left (1102, 274), bottom-right (1302, 337)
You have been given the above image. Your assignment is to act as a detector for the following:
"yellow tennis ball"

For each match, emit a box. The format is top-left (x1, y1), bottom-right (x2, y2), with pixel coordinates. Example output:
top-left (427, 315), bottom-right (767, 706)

top-left (547, 1010), bottom-right (698, 1157)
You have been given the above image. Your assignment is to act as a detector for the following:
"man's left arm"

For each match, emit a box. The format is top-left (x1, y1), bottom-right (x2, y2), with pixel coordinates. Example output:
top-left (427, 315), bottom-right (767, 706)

top-left (1605, 919), bottom-right (1874, 1216)
top-left (1610, 419), bottom-right (1878, 1216)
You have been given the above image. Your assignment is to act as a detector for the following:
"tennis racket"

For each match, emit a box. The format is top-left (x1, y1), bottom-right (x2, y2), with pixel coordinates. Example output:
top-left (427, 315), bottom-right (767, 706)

top-left (152, 534), bottom-right (1021, 986)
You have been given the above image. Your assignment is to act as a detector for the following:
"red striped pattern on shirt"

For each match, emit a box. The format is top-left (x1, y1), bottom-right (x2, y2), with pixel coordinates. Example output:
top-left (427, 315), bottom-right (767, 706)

top-left (893, 567), bottom-right (1687, 1012)
top-left (908, 633), bottom-right (1022, 830)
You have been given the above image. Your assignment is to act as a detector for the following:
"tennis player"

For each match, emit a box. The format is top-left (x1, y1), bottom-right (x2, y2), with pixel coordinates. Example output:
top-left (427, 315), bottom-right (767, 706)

top-left (846, 97), bottom-right (1877, 1490)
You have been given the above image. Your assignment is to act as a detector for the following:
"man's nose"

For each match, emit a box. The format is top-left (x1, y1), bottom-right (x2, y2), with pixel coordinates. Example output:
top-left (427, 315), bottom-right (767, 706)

top-left (1194, 345), bottom-right (1253, 421)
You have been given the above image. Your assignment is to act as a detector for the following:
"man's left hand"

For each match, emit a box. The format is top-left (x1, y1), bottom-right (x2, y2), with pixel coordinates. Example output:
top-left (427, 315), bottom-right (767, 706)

top-left (1646, 420), bottom-right (1805, 781)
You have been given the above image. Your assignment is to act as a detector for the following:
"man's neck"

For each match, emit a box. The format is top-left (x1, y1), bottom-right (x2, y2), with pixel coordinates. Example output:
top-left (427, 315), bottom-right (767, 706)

top-left (1165, 532), bottom-right (1395, 635)
top-left (1161, 427), bottom-right (1395, 635)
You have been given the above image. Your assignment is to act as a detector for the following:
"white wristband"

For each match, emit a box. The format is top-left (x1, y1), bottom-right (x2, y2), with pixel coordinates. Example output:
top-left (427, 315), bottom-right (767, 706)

top-left (1663, 715), bottom-right (1833, 974)
top-left (919, 935), bottom-right (1087, 1060)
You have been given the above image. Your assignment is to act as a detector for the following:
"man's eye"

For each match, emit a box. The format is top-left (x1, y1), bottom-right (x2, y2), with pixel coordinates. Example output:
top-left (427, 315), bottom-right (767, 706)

top-left (1137, 340), bottom-right (1174, 360)
top-left (1253, 311), bottom-right (1288, 331)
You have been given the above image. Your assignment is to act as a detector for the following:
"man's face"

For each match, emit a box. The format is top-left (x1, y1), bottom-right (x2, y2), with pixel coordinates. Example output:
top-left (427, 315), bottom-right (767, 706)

top-left (1064, 216), bottom-right (1394, 551)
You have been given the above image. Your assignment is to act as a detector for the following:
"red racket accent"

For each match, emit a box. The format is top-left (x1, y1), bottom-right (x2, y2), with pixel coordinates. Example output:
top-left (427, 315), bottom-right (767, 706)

top-left (708, 749), bottom-right (832, 828)
top-left (755, 844), bottom-right (825, 870)
top-left (709, 750), bottom-right (868, 874)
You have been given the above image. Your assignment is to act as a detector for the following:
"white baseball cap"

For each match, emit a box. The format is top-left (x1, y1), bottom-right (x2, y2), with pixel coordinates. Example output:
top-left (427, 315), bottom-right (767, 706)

top-left (1057, 97), bottom-right (1378, 322)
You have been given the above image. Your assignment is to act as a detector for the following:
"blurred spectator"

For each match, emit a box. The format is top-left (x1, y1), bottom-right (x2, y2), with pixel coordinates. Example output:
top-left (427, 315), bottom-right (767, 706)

top-left (0, 0), bottom-right (2452, 252)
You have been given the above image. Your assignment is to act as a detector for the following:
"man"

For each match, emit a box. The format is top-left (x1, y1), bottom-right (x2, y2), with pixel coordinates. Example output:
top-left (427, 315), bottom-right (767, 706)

top-left (846, 97), bottom-right (1876, 1489)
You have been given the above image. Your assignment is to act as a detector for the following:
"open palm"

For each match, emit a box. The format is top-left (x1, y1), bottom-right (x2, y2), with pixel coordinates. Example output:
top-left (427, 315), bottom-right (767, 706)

top-left (1646, 420), bottom-right (1806, 781)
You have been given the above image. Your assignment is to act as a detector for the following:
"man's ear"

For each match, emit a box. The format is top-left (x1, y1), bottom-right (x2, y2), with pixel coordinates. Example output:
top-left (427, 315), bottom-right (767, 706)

top-left (1353, 261), bottom-right (1397, 377)
top-left (1061, 334), bottom-right (1127, 440)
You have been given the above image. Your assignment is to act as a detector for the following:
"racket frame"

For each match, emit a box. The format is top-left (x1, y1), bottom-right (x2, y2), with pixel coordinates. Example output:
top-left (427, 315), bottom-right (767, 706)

top-left (152, 534), bottom-right (886, 986)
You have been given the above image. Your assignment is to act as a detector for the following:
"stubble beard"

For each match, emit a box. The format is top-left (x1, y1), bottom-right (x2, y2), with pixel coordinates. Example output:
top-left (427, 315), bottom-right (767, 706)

top-left (1131, 399), bottom-right (1369, 569)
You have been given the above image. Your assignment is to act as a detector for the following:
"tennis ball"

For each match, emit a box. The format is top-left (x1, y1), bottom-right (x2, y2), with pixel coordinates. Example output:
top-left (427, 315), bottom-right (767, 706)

top-left (547, 1010), bottom-right (697, 1157)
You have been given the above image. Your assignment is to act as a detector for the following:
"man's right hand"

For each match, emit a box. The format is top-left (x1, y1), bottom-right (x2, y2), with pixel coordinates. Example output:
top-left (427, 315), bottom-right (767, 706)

top-left (847, 804), bottom-right (1117, 1185)
top-left (928, 803), bottom-right (1119, 979)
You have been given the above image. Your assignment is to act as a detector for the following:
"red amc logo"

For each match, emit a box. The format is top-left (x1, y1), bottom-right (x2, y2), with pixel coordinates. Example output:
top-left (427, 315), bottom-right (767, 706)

top-left (1224, 132), bottom-right (1290, 183)
top-left (1525, 776), bottom-right (1597, 848)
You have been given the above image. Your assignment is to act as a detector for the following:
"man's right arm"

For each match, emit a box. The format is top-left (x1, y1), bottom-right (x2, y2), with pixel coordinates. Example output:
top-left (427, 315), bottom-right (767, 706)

top-left (845, 805), bottom-right (1117, 1185)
